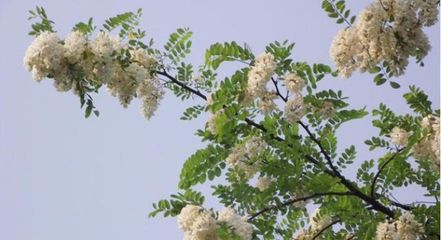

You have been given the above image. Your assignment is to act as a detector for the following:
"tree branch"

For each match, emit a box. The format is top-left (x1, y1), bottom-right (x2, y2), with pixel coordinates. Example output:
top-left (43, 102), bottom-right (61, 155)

top-left (312, 219), bottom-right (341, 240)
top-left (156, 70), bottom-right (207, 100)
top-left (158, 69), bottom-right (395, 218)
top-left (271, 77), bottom-right (288, 102)
top-left (247, 192), bottom-right (353, 222)
top-left (370, 148), bottom-right (404, 198)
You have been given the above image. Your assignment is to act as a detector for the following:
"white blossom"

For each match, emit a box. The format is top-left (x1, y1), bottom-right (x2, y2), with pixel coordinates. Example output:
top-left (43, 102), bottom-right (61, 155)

top-left (390, 127), bottom-right (409, 146)
top-left (24, 31), bottom-right (164, 120)
top-left (330, 0), bottom-right (437, 78)
top-left (137, 78), bottom-right (164, 119)
top-left (412, 115), bottom-right (440, 170)
top-left (329, 28), bottom-right (362, 79)
top-left (130, 48), bottom-right (156, 69)
top-left (64, 31), bottom-right (88, 63)
top-left (284, 94), bottom-right (305, 123)
top-left (255, 176), bottom-right (272, 191)
top-left (396, 212), bottom-right (425, 240)
top-left (247, 53), bottom-right (276, 97)
top-left (284, 73), bottom-right (306, 93)
top-left (258, 91), bottom-right (278, 114)
top-left (207, 109), bottom-right (225, 135)
top-left (90, 32), bottom-right (122, 60)
top-left (218, 207), bottom-right (253, 240)
top-left (375, 212), bottom-right (424, 240)
top-left (178, 205), bottom-right (218, 240)
top-left (226, 137), bottom-right (267, 178)
top-left (375, 221), bottom-right (400, 240)
top-left (23, 31), bottom-right (64, 81)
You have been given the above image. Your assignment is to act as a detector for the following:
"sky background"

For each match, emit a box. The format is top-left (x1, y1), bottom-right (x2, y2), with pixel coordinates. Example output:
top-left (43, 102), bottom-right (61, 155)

top-left (0, 0), bottom-right (439, 239)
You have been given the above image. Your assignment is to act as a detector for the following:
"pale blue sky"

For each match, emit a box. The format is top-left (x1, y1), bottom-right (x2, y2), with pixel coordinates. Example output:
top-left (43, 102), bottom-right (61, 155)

top-left (0, 1), bottom-right (439, 239)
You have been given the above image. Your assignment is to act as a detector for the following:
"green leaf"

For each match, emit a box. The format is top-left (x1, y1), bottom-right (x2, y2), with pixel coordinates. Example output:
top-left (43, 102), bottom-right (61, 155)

top-left (178, 145), bottom-right (227, 189)
top-left (205, 41), bottom-right (253, 70)
top-left (403, 85), bottom-right (433, 116)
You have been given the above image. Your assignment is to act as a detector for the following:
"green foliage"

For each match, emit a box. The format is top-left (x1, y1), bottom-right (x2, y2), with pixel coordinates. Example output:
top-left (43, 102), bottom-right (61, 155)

top-left (164, 28), bottom-right (193, 65)
top-left (205, 41), bottom-right (254, 70)
top-left (24, 5), bottom-right (440, 240)
top-left (403, 85), bottom-right (433, 116)
top-left (321, 0), bottom-right (356, 25)
top-left (293, 62), bottom-right (333, 91)
top-left (177, 62), bottom-right (193, 82)
top-left (372, 103), bottom-right (399, 135)
top-left (149, 189), bottom-right (205, 218)
top-left (216, 223), bottom-right (243, 240)
top-left (178, 144), bottom-right (227, 189)
top-left (364, 137), bottom-right (390, 151)
top-left (72, 17), bottom-right (95, 35)
top-left (180, 105), bottom-right (204, 120)
top-left (102, 8), bottom-right (143, 38)
top-left (371, 62), bottom-right (401, 89)
top-left (27, 6), bottom-right (55, 36)
top-left (337, 145), bottom-right (356, 169)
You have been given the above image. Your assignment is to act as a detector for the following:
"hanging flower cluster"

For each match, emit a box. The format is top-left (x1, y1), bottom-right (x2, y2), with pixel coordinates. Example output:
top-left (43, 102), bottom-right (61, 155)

top-left (23, 31), bottom-right (164, 119)
top-left (217, 207), bottom-right (254, 240)
top-left (284, 94), bottom-right (305, 123)
top-left (412, 115), bottom-right (440, 170)
top-left (283, 73), bottom-right (306, 123)
top-left (226, 137), bottom-right (267, 178)
top-left (245, 53), bottom-right (277, 114)
top-left (390, 127), bottom-right (409, 146)
top-left (330, 0), bottom-right (438, 78)
top-left (255, 176), bottom-right (273, 191)
top-left (375, 212), bottom-right (424, 240)
top-left (177, 205), bottom-right (253, 240)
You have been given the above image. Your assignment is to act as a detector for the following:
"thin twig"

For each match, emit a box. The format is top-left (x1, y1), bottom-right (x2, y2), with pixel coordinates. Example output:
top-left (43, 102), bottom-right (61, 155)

top-left (271, 77), bottom-right (288, 102)
top-left (312, 219), bottom-right (341, 239)
top-left (370, 148), bottom-right (404, 198)
top-left (248, 192), bottom-right (353, 221)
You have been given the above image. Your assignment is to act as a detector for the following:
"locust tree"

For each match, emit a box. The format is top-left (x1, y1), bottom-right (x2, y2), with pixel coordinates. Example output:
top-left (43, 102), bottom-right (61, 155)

top-left (23, 1), bottom-right (440, 239)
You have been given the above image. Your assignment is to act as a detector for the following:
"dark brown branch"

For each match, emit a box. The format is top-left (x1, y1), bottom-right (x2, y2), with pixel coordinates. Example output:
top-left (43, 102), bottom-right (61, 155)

top-left (247, 192), bottom-right (353, 222)
top-left (158, 69), bottom-right (395, 218)
top-left (370, 149), bottom-right (403, 198)
top-left (295, 121), bottom-right (395, 216)
top-left (156, 70), bottom-right (207, 100)
top-left (297, 121), bottom-right (340, 175)
top-left (271, 77), bottom-right (288, 102)
top-left (312, 219), bottom-right (341, 240)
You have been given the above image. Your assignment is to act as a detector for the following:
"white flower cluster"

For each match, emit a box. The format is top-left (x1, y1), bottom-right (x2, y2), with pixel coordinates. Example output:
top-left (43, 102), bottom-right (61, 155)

top-left (284, 73), bottom-right (305, 94)
top-left (284, 94), bottom-right (305, 123)
top-left (390, 127), bottom-right (409, 146)
top-left (330, 0), bottom-right (438, 78)
top-left (412, 115), bottom-right (440, 170)
top-left (207, 109), bottom-right (225, 135)
top-left (177, 205), bottom-right (253, 240)
top-left (24, 31), bottom-right (163, 119)
top-left (245, 53), bottom-right (277, 114)
top-left (375, 212), bottom-right (424, 240)
top-left (255, 176), bottom-right (273, 191)
top-left (218, 207), bottom-right (253, 240)
top-left (178, 205), bottom-right (218, 240)
top-left (226, 137), bottom-right (267, 178)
